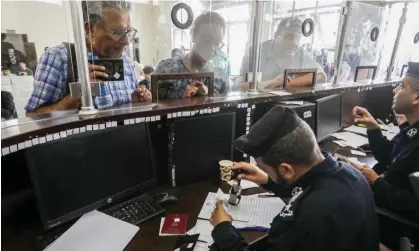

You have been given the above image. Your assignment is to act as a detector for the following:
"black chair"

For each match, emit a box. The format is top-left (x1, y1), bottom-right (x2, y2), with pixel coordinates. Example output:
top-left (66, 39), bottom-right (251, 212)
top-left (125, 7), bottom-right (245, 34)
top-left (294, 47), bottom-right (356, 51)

top-left (400, 172), bottom-right (419, 251)
top-left (378, 172), bottom-right (419, 251)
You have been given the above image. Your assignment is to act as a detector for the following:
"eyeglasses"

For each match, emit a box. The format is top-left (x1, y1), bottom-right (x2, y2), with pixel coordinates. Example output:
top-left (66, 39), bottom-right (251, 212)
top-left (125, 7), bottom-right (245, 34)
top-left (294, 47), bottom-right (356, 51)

top-left (105, 27), bottom-right (138, 41)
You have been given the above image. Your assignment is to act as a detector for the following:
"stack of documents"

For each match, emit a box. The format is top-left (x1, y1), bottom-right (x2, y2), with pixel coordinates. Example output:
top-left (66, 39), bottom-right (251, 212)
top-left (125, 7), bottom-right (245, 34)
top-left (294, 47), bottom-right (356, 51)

top-left (331, 131), bottom-right (369, 149)
top-left (44, 210), bottom-right (139, 251)
top-left (187, 189), bottom-right (284, 251)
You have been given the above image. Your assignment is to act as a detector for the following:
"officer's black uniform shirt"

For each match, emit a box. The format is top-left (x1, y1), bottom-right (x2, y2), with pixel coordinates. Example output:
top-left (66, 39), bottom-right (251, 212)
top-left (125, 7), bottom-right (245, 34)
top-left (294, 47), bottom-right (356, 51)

top-left (211, 105), bottom-right (379, 251)
top-left (367, 121), bottom-right (419, 220)
top-left (212, 155), bottom-right (379, 251)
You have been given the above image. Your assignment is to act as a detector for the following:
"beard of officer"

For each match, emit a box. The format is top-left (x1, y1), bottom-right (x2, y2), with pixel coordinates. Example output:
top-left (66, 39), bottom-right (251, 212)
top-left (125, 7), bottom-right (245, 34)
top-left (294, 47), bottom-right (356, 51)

top-left (238, 122), bottom-right (325, 187)
top-left (392, 75), bottom-right (419, 124)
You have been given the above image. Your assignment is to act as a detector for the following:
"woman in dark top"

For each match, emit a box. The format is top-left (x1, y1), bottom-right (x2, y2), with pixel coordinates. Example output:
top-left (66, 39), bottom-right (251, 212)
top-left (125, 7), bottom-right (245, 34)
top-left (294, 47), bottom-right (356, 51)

top-left (155, 12), bottom-right (229, 99)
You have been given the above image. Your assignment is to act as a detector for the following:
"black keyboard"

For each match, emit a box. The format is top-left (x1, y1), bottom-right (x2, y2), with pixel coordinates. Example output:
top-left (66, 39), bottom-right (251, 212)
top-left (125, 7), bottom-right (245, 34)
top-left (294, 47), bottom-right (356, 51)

top-left (36, 194), bottom-right (165, 250)
top-left (103, 194), bottom-right (165, 225)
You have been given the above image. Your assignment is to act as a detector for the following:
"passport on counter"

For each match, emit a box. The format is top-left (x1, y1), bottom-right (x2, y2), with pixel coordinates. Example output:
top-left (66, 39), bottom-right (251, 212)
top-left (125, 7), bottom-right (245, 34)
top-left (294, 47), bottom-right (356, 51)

top-left (161, 213), bottom-right (188, 235)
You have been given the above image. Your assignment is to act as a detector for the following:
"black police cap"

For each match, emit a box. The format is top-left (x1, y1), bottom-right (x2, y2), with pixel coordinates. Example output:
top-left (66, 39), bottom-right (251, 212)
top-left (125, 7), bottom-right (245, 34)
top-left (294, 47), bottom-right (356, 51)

top-left (234, 105), bottom-right (303, 158)
top-left (406, 62), bottom-right (419, 78)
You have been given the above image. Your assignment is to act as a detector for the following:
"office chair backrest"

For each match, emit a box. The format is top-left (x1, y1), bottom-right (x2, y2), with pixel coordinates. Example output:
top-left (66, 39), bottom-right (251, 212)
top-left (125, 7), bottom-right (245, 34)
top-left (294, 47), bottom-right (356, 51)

top-left (409, 172), bottom-right (419, 200)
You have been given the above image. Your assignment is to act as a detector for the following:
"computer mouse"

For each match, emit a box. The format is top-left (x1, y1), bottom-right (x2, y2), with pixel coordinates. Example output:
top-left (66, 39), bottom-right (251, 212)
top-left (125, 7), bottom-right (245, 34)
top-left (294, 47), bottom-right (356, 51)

top-left (157, 194), bottom-right (179, 206)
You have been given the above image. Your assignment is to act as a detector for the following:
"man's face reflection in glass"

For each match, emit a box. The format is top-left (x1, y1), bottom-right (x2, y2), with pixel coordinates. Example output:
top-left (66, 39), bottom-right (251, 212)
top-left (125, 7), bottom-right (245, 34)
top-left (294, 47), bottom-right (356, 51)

top-left (84, 2), bottom-right (134, 58)
top-left (273, 18), bottom-right (303, 58)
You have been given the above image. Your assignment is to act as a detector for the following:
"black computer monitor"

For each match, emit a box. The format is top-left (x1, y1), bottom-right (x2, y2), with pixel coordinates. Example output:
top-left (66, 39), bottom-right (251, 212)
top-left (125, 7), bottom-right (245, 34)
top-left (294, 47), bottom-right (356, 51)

top-left (26, 124), bottom-right (157, 230)
top-left (172, 112), bottom-right (235, 186)
top-left (315, 94), bottom-right (342, 142)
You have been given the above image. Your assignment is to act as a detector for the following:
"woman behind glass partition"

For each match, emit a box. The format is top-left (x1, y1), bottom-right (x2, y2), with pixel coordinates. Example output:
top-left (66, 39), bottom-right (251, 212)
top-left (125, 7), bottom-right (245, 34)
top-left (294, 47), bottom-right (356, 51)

top-left (155, 11), bottom-right (229, 99)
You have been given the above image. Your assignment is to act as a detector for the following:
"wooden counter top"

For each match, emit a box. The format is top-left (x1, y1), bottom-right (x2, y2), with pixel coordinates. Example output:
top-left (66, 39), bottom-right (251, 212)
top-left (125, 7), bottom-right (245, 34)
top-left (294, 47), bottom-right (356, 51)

top-left (1, 80), bottom-right (399, 146)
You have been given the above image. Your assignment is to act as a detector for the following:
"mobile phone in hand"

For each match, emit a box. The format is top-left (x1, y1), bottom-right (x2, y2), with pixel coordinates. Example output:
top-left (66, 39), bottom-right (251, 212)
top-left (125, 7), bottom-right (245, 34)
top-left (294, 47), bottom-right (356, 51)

top-left (90, 59), bottom-right (124, 81)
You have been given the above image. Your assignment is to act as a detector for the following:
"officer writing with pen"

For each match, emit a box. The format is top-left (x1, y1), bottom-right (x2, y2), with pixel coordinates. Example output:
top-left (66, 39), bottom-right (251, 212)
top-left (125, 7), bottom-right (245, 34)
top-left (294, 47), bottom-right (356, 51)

top-left (350, 61), bottom-right (419, 249)
top-left (209, 105), bottom-right (379, 251)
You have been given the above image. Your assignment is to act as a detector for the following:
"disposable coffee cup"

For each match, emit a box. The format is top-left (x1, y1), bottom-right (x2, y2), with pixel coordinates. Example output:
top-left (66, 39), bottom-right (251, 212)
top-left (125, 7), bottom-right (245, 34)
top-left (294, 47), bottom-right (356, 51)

top-left (219, 160), bottom-right (234, 182)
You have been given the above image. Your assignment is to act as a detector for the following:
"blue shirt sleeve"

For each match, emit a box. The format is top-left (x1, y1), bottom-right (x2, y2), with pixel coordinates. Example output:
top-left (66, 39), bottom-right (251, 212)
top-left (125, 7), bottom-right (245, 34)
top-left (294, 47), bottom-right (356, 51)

top-left (25, 50), bottom-right (67, 111)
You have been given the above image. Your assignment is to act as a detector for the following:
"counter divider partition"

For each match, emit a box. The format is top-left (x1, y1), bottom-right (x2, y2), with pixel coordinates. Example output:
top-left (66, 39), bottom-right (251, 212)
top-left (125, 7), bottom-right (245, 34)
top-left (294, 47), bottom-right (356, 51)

top-left (1, 80), bottom-right (400, 151)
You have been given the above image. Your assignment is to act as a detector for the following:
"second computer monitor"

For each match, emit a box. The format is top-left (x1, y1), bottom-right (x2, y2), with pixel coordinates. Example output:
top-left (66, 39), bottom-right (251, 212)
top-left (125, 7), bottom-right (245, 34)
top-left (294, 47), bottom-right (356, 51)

top-left (316, 94), bottom-right (342, 141)
top-left (172, 112), bottom-right (235, 186)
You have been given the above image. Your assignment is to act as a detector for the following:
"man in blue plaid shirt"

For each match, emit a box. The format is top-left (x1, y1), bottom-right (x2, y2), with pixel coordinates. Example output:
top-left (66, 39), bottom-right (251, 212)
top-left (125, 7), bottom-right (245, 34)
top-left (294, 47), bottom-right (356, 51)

top-left (25, 1), bottom-right (150, 116)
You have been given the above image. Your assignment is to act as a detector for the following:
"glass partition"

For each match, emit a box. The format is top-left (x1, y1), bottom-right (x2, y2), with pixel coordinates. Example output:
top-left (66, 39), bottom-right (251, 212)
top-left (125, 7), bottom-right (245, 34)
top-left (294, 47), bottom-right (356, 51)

top-left (391, 1), bottom-right (419, 79)
top-left (148, 0), bottom-right (252, 98)
top-left (340, 1), bottom-right (405, 83)
top-left (1, 0), bottom-right (75, 121)
top-left (249, 0), bottom-right (343, 91)
top-left (1, 0), bottom-right (413, 125)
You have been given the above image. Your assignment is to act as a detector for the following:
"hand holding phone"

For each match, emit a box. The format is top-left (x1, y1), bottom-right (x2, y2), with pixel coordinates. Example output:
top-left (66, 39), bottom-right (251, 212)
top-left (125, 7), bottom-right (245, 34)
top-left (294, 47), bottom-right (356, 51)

top-left (88, 64), bottom-right (107, 84)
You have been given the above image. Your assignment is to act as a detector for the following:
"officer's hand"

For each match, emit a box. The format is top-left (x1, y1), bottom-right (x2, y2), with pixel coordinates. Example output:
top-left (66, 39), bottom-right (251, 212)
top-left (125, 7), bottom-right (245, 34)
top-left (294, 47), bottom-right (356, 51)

top-left (88, 64), bottom-right (107, 84)
top-left (230, 162), bottom-right (269, 185)
top-left (210, 201), bottom-right (232, 227)
top-left (349, 161), bottom-right (379, 184)
top-left (352, 106), bottom-right (379, 130)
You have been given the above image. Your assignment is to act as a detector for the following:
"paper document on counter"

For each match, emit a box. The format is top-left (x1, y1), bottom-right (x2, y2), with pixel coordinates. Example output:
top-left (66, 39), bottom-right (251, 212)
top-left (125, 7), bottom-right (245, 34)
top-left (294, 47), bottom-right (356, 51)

top-left (344, 126), bottom-right (367, 136)
top-left (269, 90), bottom-right (292, 96)
top-left (331, 132), bottom-right (369, 148)
top-left (197, 189), bottom-right (285, 228)
top-left (279, 101), bottom-right (304, 105)
top-left (45, 210), bottom-right (139, 251)
top-left (228, 179), bottom-right (259, 189)
top-left (351, 150), bottom-right (367, 156)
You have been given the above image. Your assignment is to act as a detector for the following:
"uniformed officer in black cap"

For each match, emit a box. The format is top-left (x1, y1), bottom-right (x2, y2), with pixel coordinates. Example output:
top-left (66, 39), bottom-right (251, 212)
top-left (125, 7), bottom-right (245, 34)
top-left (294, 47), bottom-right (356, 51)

top-left (351, 61), bottom-right (419, 249)
top-left (209, 105), bottom-right (379, 251)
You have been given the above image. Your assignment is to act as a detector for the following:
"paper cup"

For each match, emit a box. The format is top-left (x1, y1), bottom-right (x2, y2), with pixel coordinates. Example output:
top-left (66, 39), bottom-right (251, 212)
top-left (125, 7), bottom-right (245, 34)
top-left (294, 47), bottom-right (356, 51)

top-left (219, 160), bottom-right (234, 182)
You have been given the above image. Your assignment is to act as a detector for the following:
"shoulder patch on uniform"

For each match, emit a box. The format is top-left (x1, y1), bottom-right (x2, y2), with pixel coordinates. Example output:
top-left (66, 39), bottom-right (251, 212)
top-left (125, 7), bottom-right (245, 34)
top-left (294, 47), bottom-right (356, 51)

top-left (407, 128), bottom-right (417, 138)
top-left (280, 187), bottom-right (304, 218)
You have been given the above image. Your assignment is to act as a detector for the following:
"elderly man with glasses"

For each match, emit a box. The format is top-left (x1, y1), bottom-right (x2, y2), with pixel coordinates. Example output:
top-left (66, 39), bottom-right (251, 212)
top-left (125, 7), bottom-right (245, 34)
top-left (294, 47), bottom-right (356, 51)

top-left (25, 1), bottom-right (150, 116)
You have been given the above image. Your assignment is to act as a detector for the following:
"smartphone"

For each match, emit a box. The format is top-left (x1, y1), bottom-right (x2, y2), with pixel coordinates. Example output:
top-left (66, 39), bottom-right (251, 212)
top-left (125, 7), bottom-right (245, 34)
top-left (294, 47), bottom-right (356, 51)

top-left (90, 58), bottom-right (124, 81)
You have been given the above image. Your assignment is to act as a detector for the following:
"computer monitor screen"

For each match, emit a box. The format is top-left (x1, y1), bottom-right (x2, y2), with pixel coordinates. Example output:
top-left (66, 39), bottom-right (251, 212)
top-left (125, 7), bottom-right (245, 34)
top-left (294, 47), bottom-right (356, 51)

top-left (317, 94), bottom-right (342, 141)
top-left (173, 112), bottom-right (235, 186)
top-left (26, 124), bottom-right (156, 230)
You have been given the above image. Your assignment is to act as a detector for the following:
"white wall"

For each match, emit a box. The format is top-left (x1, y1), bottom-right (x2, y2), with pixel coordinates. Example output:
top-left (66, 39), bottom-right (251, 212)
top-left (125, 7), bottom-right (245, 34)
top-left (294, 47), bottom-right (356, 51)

top-left (1, 1), bottom-right (172, 67)
top-left (1, 1), bottom-right (74, 59)
top-left (132, 2), bottom-right (172, 66)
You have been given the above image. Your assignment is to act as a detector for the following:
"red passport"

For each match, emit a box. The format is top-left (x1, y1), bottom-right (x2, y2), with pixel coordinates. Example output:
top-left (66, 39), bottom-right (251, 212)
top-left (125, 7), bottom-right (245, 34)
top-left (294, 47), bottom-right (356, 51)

top-left (161, 213), bottom-right (188, 235)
